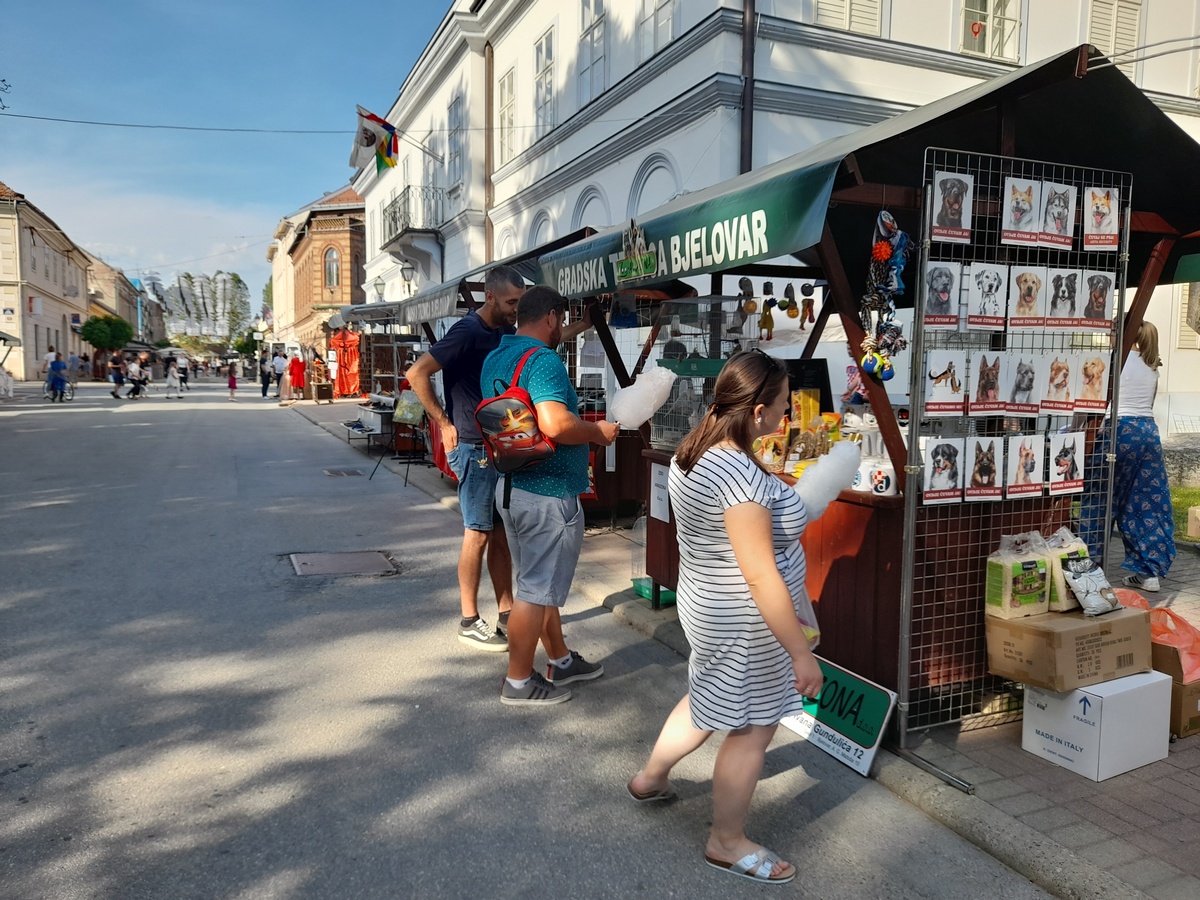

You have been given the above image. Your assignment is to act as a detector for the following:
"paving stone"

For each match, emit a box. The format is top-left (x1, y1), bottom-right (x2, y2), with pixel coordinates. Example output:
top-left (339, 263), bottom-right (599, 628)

top-left (1147, 875), bottom-right (1200, 900)
top-left (1143, 779), bottom-right (1200, 817)
top-left (1091, 791), bottom-right (1169, 827)
top-left (1072, 836), bottom-right (1147, 869)
top-left (972, 778), bottom-right (1030, 802)
top-left (1109, 858), bottom-right (1183, 890)
top-left (969, 748), bottom-right (1032, 778)
top-left (1048, 821), bottom-right (1117, 850)
top-left (954, 764), bottom-right (1006, 787)
top-left (991, 791), bottom-right (1055, 817)
top-left (1064, 799), bottom-right (1142, 835)
top-left (1015, 804), bottom-right (1083, 833)
top-left (1162, 747), bottom-right (1200, 770)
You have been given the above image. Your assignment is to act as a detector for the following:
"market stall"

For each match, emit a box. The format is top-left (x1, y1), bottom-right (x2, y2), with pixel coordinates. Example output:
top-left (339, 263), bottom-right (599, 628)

top-left (535, 45), bottom-right (1200, 770)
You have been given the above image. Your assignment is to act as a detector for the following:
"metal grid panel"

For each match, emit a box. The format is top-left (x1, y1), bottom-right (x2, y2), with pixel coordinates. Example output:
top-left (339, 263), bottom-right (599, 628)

top-left (900, 148), bottom-right (1133, 733)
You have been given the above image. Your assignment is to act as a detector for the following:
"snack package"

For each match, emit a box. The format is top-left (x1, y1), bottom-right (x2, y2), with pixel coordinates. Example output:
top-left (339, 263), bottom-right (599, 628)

top-left (753, 415), bottom-right (791, 472)
top-left (1045, 526), bottom-right (1087, 612)
top-left (1062, 557), bottom-right (1121, 616)
top-left (985, 532), bottom-right (1050, 618)
top-left (791, 389), bottom-right (821, 427)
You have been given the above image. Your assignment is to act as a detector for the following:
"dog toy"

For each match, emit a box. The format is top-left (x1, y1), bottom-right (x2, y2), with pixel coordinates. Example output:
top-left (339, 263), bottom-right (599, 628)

top-left (859, 210), bottom-right (910, 377)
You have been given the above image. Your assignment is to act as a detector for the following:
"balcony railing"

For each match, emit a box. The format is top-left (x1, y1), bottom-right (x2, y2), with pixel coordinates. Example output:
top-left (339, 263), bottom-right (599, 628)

top-left (381, 185), bottom-right (445, 250)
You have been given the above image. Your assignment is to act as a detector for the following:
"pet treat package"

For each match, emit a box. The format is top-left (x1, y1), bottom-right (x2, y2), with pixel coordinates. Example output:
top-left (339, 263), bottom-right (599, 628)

top-left (1045, 527), bottom-right (1088, 612)
top-left (752, 416), bottom-right (791, 473)
top-left (1062, 557), bottom-right (1122, 616)
top-left (985, 532), bottom-right (1050, 619)
top-left (790, 389), bottom-right (821, 428)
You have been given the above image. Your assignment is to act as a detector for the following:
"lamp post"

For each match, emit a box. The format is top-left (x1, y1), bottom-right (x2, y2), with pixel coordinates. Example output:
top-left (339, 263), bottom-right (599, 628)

top-left (399, 260), bottom-right (415, 287)
top-left (252, 318), bottom-right (266, 369)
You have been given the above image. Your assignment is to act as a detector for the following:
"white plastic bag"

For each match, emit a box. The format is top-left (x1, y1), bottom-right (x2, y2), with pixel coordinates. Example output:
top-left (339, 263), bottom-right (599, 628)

top-left (609, 366), bottom-right (677, 429)
top-left (1062, 557), bottom-right (1121, 616)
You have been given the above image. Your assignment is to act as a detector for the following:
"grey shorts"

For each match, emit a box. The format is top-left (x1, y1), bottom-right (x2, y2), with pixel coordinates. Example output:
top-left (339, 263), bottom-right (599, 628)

top-left (496, 485), bottom-right (584, 607)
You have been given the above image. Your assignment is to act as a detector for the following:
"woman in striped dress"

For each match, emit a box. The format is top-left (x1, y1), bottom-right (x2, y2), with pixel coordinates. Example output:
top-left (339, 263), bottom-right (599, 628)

top-left (627, 350), bottom-right (824, 886)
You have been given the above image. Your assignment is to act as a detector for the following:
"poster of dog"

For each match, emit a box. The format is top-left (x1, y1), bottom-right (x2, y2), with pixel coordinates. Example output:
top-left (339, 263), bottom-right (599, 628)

top-left (966, 263), bottom-right (1008, 330)
top-left (924, 349), bottom-right (968, 416)
top-left (1006, 433), bottom-right (1045, 498)
top-left (1083, 186), bottom-right (1120, 250)
top-left (1080, 270), bottom-right (1116, 331)
top-left (922, 436), bottom-right (964, 505)
top-left (965, 438), bottom-right (1004, 502)
top-left (923, 261), bottom-right (962, 330)
top-left (1008, 265), bottom-right (1046, 328)
top-left (1038, 182), bottom-right (1077, 250)
top-left (1040, 351), bottom-right (1079, 414)
top-left (1048, 432), bottom-right (1085, 495)
top-left (968, 353), bottom-right (1005, 416)
top-left (1003, 351), bottom-right (1044, 416)
top-left (1001, 177), bottom-right (1042, 246)
top-left (1044, 267), bottom-right (1083, 328)
top-left (931, 171), bottom-right (974, 243)
top-left (1075, 351), bottom-right (1110, 412)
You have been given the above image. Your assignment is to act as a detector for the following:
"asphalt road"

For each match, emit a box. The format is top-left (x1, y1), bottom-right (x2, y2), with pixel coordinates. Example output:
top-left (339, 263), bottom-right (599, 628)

top-left (0, 381), bottom-right (1053, 899)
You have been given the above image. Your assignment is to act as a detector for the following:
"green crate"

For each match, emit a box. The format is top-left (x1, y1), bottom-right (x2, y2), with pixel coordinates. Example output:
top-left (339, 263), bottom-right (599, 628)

top-left (656, 357), bottom-right (726, 378)
top-left (632, 577), bottom-right (676, 605)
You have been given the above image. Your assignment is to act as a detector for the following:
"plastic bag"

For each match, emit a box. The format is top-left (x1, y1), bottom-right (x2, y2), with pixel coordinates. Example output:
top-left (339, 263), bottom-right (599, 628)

top-left (985, 532), bottom-right (1050, 618)
top-left (1062, 556), bottom-right (1121, 616)
top-left (1118, 591), bottom-right (1200, 682)
top-left (393, 390), bottom-right (425, 425)
top-left (608, 366), bottom-right (677, 429)
top-left (1044, 527), bottom-right (1087, 612)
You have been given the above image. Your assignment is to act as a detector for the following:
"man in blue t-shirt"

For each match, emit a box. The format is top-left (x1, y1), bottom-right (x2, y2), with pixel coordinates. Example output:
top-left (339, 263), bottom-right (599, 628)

top-left (481, 286), bottom-right (620, 706)
top-left (407, 265), bottom-right (524, 651)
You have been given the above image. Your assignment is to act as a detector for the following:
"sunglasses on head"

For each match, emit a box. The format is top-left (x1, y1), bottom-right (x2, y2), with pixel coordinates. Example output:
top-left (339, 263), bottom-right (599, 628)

top-left (747, 348), bottom-right (779, 408)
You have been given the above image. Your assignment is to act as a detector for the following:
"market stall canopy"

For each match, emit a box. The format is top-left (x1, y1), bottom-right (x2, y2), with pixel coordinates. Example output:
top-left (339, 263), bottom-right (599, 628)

top-left (0, 330), bottom-right (21, 346)
top-left (538, 44), bottom-right (1200, 299)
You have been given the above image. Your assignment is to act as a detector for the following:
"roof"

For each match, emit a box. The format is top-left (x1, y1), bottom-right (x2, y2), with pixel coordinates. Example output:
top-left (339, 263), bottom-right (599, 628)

top-left (0, 180), bottom-right (24, 200)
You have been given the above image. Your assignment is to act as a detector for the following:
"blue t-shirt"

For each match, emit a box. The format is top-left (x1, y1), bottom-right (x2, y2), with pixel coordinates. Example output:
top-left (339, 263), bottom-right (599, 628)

top-left (429, 310), bottom-right (514, 444)
top-left (480, 334), bottom-right (587, 498)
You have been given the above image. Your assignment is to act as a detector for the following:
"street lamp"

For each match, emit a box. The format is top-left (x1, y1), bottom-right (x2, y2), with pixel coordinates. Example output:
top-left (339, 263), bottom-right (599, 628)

top-left (253, 318), bottom-right (266, 366)
top-left (373, 275), bottom-right (386, 302)
top-left (399, 260), bottom-right (415, 284)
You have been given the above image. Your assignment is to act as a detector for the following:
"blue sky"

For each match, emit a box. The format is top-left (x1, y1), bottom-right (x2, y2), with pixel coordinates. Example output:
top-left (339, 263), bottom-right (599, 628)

top-left (0, 0), bottom-right (452, 301)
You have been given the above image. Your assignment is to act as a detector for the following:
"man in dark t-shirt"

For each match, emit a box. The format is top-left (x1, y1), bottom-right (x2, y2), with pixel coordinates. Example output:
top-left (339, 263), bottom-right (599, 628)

top-left (407, 265), bottom-right (523, 651)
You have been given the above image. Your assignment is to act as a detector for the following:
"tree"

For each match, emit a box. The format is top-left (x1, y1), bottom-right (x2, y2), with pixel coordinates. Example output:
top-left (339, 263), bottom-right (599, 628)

top-left (262, 278), bottom-right (273, 311)
top-left (80, 315), bottom-right (134, 352)
top-left (162, 271), bottom-right (251, 345)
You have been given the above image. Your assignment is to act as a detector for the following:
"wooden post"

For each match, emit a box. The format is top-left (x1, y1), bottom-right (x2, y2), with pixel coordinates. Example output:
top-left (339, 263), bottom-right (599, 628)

top-left (1121, 237), bottom-right (1175, 360)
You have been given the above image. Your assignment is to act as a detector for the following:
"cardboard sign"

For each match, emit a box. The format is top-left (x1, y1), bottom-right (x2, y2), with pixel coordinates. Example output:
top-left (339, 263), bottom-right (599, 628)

top-left (781, 656), bottom-right (897, 777)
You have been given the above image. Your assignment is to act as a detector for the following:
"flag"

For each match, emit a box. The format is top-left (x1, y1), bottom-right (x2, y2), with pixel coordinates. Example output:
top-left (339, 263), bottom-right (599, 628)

top-left (350, 105), bottom-right (398, 172)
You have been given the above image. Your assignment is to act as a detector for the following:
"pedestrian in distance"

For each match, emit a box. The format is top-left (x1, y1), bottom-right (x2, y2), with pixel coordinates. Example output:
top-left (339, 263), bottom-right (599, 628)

top-left (627, 350), bottom-right (825, 886)
top-left (48, 352), bottom-right (68, 402)
top-left (228, 363), bottom-right (238, 401)
top-left (108, 351), bottom-right (125, 398)
top-left (259, 352), bottom-right (272, 398)
top-left (124, 357), bottom-right (146, 399)
top-left (40, 344), bottom-right (56, 398)
top-left (67, 350), bottom-right (81, 389)
top-left (272, 351), bottom-right (287, 398)
top-left (406, 265), bottom-right (524, 651)
top-left (165, 361), bottom-right (182, 399)
top-left (178, 358), bottom-right (190, 391)
top-left (1080, 320), bottom-right (1175, 591)
top-left (479, 285), bottom-right (619, 705)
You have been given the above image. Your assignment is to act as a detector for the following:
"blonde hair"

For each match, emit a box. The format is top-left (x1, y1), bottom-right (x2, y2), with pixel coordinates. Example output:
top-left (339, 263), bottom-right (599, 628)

top-left (1136, 321), bottom-right (1161, 369)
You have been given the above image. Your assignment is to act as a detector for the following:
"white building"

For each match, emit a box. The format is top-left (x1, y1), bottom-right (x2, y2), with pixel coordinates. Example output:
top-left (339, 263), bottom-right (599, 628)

top-left (354, 0), bottom-right (1200, 428)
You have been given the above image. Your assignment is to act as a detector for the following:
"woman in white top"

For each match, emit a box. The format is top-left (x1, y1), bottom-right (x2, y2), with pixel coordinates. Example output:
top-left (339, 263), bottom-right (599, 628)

top-left (1082, 322), bottom-right (1175, 591)
top-left (627, 350), bottom-right (824, 886)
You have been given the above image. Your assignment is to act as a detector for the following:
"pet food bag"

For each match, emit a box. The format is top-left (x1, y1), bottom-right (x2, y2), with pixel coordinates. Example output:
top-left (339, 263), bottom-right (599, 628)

top-left (1062, 556), bottom-right (1121, 616)
top-left (1045, 527), bottom-right (1087, 612)
top-left (985, 532), bottom-right (1050, 619)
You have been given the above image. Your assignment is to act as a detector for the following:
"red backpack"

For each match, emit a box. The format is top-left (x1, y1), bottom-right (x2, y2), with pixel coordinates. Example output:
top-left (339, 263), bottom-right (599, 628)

top-left (475, 347), bottom-right (556, 475)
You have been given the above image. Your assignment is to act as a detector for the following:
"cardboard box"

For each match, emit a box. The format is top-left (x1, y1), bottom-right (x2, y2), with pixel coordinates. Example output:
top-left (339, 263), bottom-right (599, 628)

top-left (1171, 681), bottom-right (1200, 739)
top-left (1151, 641), bottom-right (1189, 683)
top-left (986, 607), bottom-right (1151, 692)
top-left (1022, 671), bottom-right (1172, 780)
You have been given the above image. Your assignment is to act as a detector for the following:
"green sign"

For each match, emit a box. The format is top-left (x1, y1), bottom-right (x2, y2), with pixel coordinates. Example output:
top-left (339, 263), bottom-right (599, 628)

top-left (781, 656), bottom-right (897, 776)
top-left (615, 252), bottom-right (658, 282)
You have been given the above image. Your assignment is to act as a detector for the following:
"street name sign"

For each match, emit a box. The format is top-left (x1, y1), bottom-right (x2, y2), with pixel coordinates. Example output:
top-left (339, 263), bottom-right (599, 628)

top-left (781, 656), bottom-right (897, 777)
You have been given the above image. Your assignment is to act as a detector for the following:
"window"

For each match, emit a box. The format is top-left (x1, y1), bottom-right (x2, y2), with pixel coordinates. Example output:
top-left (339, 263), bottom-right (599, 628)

top-left (30, 238), bottom-right (36, 272)
top-left (1180, 283), bottom-right (1200, 349)
top-left (369, 210), bottom-right (376, 252)
top-left (815, 0), bottom-right (881, 36)
top-left (447, 95), bottom-right (464, 186)
top-left (324, 248), bottom-right (340, 287)
top-left (498, 68), bottom-right (516, 165)
top-left (960, 1), bottom-right (1020, 61)
top-left (579, 0), bottom-right (606, 107)
top-left (639, 0), bottom-right (677, 60)
top-left (1089, 0), bottom-right (1141, 79)
top-left (535, 29), bottom-right (555, 138)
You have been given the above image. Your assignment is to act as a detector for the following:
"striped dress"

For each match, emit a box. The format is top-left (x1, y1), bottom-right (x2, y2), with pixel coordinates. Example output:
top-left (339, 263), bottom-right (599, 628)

top-left (669, 448), bottom-right (813, 731)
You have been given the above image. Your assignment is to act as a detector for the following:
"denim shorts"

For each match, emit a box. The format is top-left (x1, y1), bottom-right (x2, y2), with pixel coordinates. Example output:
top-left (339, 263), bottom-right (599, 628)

top-left (496, 486), bottom-right (584, 607)
top-left (447, 442), bottom-right (501, 532)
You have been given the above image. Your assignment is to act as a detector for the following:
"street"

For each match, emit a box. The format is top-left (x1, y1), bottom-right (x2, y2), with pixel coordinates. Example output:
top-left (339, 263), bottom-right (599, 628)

top-left (1, 381), bottom-right (1052, 899)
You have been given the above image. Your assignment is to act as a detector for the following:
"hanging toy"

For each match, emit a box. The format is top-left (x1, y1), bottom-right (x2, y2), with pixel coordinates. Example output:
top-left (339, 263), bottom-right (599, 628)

top-left (786, 304), bottom-right (800, 320)
top-left (859, 210), bottom-right (911, 379)
top-left (759, 282), bottom-right (776, 341)
top-left (799, 283), bottom-right (816, 327)
top-left (743, 298), bottom-right (758, 315)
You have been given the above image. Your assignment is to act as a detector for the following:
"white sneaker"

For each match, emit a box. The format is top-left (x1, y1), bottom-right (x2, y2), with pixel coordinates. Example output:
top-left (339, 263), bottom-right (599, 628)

top-left (1123, 574), bottom-right (1160, 592)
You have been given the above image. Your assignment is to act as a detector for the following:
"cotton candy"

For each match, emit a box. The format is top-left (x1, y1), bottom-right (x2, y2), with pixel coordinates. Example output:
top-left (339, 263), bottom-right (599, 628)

top-left (609, 366), bottom-right (678, 429)
top-left (793, 441), bottom-right (860, 520)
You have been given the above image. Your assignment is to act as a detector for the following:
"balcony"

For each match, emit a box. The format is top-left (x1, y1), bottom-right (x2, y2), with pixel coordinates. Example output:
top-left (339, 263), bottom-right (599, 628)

top-left (381, 186), bottom-right (445, 251)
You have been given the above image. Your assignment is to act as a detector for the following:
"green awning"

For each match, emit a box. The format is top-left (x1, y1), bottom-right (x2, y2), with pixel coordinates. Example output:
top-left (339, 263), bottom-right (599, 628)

top-left (1173, 254), bottom-right (1200, 284)
top-left (538, 159), bottom-right (841, 298)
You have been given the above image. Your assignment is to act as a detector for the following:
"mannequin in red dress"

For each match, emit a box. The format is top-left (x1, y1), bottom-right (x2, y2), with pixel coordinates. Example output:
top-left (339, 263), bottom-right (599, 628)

top-left (287, 353), bottom-right (306, 400)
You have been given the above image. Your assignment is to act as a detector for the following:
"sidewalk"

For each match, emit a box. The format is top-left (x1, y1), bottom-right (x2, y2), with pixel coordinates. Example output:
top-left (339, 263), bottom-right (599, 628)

top-left (294, 398), bottom-right (1200, 900)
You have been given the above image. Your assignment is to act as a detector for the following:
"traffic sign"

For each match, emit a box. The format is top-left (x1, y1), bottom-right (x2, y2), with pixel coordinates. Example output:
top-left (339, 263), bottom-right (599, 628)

top-left (781, 656), bottom-right (897, 777)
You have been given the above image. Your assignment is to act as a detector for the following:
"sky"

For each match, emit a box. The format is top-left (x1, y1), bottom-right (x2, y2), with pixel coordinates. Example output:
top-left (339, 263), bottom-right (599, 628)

top-left (0, 0), bottom-right (454, 303)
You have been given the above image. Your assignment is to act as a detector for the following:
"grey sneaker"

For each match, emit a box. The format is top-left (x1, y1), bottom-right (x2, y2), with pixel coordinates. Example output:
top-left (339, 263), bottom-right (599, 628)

top-left (500, 671), bottom-right (572, 706)
top-left (458, 618), bottom-right (508, 652)
top-left (546, 650), bottom-right (604, 685)
top-left (1123, 574), bottom-right (1160, 592)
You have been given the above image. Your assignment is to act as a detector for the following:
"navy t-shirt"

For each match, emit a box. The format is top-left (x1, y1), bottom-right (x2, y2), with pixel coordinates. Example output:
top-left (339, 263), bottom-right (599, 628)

top-left (429, 310), bottom-right (515, 444)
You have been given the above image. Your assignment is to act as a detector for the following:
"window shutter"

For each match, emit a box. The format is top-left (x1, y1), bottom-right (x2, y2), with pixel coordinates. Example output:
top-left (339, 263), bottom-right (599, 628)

top-left (1112, 0), bottom-right (1141, 77)
top-left (815, 0), bottom-right (847, 30)
top-left (848, 0), bottom-right (881, 35)
top-left (1088, 0), bottom-right (1115, 52)
top-left (1181, 283), bottom-right (1200, 349)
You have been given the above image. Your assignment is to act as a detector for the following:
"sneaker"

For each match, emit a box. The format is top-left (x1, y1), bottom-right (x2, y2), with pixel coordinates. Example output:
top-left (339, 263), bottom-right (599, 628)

top-left (1123, 574), bottom-right (1160, 592)
top-left (500, 671), bottom-right (572, 706)
top-left (546, 650), bottom-right (604, 685)
top-left (458, 618), bottom-right (508, 652)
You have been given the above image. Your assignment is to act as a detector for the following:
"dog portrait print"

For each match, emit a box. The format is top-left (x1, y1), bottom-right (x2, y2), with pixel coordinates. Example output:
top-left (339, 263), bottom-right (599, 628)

top-left (1039, 183), bottom-right (1077, 248)
top-left (925, 440), bottom-right (962, 498)
top-left (924, 350), bottom-right (968, 416)
top-left (1008, 357), bottom-right (1037, 405)
top-left (1006, 434), bottom-right (1043, 497)
top-left (975, 355), bottom-right (1000, 402)
top-left (1048, 432), bottom-right (1085, 495)
top-left (1082, 272), bottom-right (1113, 324)
top-left (1002, 178), bottom-right (1041, 244)
top-left (970, 440), bottom-right (997, 488)
top-left (1047, 269), bottom-right (1079, 321)
top-left (937, 177), bottom-right (968, 227)
top-left (924, 262), bottom-right (961, 328)
top-left (1009, 267), bottom-right (1045, 323)
top-left (931, 171), bottom-right (974, 243)
top-left (1008, 184), bottom-right (1035, 229)
top-left (1083, 187), bottom-right (1120, 250)
top-left (1043, 356), bottom-right (1073, 410)
top-left (1054, 438), bottom-right (1079, 481)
